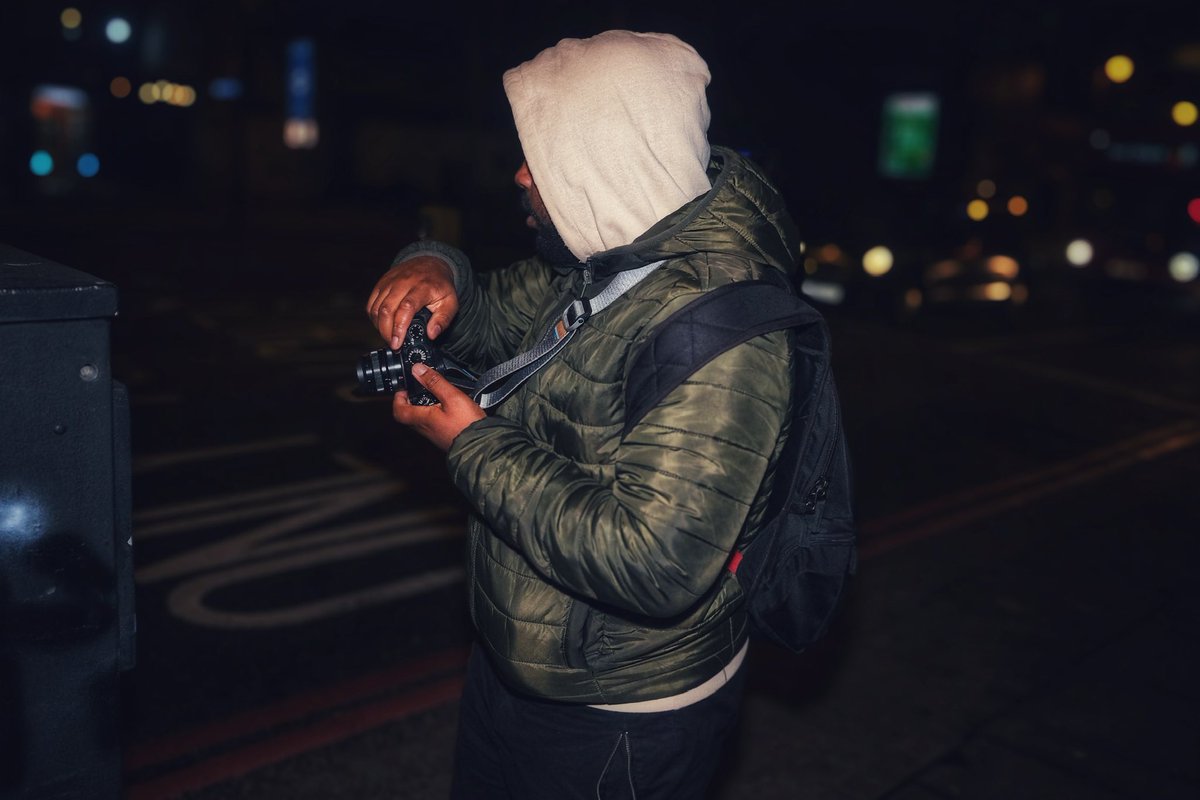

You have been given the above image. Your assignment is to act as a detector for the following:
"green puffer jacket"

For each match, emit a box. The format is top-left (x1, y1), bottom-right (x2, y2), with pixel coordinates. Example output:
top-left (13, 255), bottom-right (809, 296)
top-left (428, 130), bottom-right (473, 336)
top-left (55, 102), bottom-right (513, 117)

top-left (439, 147), bottom-right (801, 703)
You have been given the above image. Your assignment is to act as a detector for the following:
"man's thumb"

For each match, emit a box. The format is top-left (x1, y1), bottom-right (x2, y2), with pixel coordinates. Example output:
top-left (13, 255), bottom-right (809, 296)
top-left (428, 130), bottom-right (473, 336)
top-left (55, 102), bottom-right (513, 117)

top-left (410, 362), bottom-right (443, 396)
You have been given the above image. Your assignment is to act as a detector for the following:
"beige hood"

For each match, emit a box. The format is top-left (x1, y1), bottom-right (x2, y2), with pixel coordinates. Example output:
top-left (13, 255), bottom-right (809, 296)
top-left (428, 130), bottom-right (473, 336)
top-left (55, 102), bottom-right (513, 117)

top-left (502, 30), bottom-right (713, 262)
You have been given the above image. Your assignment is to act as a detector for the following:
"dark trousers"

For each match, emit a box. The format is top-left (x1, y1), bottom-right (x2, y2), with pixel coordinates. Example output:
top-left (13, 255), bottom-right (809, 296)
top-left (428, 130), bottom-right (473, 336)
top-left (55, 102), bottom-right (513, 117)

top-left (450, 646), bottom-right (747, 800)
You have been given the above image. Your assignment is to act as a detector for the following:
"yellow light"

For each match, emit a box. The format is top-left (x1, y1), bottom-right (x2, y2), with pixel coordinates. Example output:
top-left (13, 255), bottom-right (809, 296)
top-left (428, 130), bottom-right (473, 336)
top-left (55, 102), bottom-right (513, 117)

top-left (976, 179), bottom-right (996, 199)
top-left (138, 83), bottom-right (157, 104)
top-left (1105, 55), bottom-right (1134, 84)
top-left (176, 86), bottom-right (197, 107)
top-left (60, 8), bottom-right (82, 29)
top-left (862, 246), bottom-right (894, 277)
top-left (1066, 239), bottom-right (1093, 267)
top-left (1172, 101), bottom-right (1198, 127)
top-left (804, 257), bottom-right (818, 275)
top-left (986, 255), bottom-right (1020, 279)
top-left (1007, 196), bottom-right (1029, 217)
top-left (967, 199), bottom-right (989, 221)
top-left (284, 118), bottom-right (320, 149)
top-left (976, 282), bottom-right (1013, 302)
top-left (110, 76), bottom-right (131, 99)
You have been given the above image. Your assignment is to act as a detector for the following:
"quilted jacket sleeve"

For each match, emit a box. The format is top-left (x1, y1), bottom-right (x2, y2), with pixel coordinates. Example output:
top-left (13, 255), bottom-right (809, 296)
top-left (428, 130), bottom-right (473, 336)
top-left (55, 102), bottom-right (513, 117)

top-left (446, 328), bottom-right (791, 619)
top-left (437, 253), bottom-right (559, 369)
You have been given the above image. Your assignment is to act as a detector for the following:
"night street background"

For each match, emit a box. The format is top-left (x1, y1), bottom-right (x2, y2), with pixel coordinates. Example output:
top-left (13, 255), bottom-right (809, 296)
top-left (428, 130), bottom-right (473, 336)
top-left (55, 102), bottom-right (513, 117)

top-left (2, 1), bottom-right (1198, 798)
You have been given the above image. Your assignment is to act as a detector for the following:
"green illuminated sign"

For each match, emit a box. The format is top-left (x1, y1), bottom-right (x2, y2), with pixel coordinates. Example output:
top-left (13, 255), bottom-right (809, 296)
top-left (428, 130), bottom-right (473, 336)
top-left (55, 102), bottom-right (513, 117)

top-left (879, 92), bottom-right (939, 179)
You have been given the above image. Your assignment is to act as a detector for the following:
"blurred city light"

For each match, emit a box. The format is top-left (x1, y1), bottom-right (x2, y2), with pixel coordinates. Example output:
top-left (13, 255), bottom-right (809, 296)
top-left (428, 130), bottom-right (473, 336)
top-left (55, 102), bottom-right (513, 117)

top-left (1172, 101), bottom-right (1198, 127)
top-left (110, 76), bottom-right (132, 99)
top-left (976, 179), bottom-right (996, 199)
top-left (862, 246), bottom-right (894, 276)
top-left (967, 199), bottom-right (989, 221)
top-left (1104, 55), bottom-right (1135, 83)
top-left (284, 118), bottom-right (320, 149)
top-left (878, 92), bottom-right (939, 179)
top-left (76, 153), bottom-right (100, 178)
top-left (209, 78), bottom-right (244, 101)
top-left (1169, 252), bottom-right (1199, 282)
top-left (903, 288), bottom-right (923, 311)
top-left (285, 38), bottom-right (319, 149)
top-left (1066, 239), bottom-right (1093, 267)
top-left (815, 243), bottom-right (848, 266)
top-left (972, 282), bottom-right (1013, 302)
top-left (105, 17), bottom-right (132, 44)
top-left (986, 255), bottom-right (1020, 279)
top-left (138, 81), bottom-right (198, 107)
top-left (926, 259), bottom-right (962, 281)
top-left (800, 281), bottom-right (845, 305)
top-left (1007, 195), bottom-right (1029, 216)
top-left (59, 7), bottom-right (82, 29)
top-left (1188, 198), bottom-right (1200, 224)
top-left (29, 151), bottom-right (54, 176)
top-left (31, 85), bottom-right (87, 119)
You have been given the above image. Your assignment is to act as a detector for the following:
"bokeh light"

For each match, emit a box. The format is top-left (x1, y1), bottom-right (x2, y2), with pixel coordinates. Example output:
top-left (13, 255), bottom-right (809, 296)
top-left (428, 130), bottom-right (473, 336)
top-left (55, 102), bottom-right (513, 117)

top-left (1188, 198), bottom-right (1200, 224)
top-left (1104, 55), bottom-right (1134, 83)
top-left (862, 246), bottom-right (894, 277)
top-left (29, 151), bottom-right (54, 176)
top-left (1066, 239), bottom-right (1093, 267)
top-left (986, 256), bottom-right (1020, 279)
top-left (105, 17), bottom-right (132, 44)
top-left (1172, 101), bottom-right (1198, 127)
top-left (110, 76), bottom-right (132, 98)
top-left (1007, 196), bottom-right (1029, 216)
top-left (77, 153), bottom-right (100, 178)
top-left (976, 179), bottom-right (996, 199)
top-left (967, 199), bottom-right (989, 221)
top-left (1168, 253), bottom-right (1199, 282)
top-left (60, 7), bottom-right (82, 29)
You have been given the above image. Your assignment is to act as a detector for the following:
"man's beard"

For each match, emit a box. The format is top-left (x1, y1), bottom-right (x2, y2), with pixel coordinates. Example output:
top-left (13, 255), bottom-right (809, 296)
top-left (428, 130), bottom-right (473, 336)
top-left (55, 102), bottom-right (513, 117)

top-left (521, 192), bottom-right (582, 268)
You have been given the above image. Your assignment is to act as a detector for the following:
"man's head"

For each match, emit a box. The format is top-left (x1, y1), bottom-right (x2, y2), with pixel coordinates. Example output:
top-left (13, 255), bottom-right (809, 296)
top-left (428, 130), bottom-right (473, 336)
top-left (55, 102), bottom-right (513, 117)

top-left (503, 30), bottom-right (713, 264)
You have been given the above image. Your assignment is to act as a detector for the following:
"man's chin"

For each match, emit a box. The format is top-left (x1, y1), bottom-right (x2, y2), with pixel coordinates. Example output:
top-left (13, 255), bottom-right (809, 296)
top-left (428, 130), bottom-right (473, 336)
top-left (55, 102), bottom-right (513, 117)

top-left (535, 232), bottom-right (582, 269)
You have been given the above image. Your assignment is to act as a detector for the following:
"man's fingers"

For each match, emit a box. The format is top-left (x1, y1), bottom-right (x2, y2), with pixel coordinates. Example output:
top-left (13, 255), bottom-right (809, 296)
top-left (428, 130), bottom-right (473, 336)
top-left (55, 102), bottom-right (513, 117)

top-left (426, 297), bottom-right (459, 340)
top-left (409, 363), bottom-right (447, 400)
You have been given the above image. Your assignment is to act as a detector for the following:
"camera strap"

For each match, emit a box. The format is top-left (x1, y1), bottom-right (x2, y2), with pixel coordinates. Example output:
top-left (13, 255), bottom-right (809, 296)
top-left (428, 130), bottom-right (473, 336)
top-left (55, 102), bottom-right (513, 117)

top-left (472, 260), bottom-right (666, 409)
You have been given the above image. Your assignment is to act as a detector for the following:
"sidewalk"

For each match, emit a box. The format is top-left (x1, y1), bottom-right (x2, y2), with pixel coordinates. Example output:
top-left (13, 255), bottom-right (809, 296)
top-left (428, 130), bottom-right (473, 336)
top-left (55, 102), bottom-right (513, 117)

top-left (167, 434), bottom-right (1198, 800)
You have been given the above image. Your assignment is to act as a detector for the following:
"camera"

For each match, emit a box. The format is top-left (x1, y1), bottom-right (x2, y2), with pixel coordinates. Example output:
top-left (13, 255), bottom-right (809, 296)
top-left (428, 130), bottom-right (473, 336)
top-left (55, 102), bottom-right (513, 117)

top-left (356, 308), bottom-right (477, 404)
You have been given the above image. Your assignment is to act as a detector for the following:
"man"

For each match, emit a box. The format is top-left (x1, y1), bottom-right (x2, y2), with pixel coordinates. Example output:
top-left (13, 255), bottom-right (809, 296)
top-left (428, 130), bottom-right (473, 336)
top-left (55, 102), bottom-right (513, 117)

top-left (367, 30), bottom-right (801, 799)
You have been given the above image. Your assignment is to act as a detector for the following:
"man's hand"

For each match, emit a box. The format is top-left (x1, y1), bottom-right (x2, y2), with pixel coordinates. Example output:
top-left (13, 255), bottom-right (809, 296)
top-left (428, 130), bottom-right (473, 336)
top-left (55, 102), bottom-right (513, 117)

top-left (393, 363), bottom-right (486, 452)
top-left (366, 255), bottom-right (459, 349)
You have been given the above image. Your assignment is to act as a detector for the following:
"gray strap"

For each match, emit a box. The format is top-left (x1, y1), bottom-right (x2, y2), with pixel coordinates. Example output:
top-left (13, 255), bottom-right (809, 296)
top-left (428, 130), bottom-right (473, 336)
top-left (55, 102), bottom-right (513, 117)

top-left (473, 260), bottom-right (664, 409)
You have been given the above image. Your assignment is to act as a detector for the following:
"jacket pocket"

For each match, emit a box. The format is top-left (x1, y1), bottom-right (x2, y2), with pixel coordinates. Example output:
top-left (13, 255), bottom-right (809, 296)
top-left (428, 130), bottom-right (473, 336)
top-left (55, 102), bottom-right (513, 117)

top-left (564, 598), bottom-right (592, 670)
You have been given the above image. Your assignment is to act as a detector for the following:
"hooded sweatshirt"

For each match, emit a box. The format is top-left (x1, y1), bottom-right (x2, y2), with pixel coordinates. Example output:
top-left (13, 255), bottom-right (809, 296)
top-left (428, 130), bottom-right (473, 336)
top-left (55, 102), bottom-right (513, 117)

top-left (502, 30), bottom-right (714, 262)
top-left (402, 32), bottom-right (804, 704)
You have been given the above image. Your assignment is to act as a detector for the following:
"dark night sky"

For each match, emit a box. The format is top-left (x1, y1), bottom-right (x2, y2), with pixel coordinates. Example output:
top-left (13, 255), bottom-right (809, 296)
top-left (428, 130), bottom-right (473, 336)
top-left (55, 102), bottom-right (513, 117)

top-left (2, 0), bottom-right (1196, 280)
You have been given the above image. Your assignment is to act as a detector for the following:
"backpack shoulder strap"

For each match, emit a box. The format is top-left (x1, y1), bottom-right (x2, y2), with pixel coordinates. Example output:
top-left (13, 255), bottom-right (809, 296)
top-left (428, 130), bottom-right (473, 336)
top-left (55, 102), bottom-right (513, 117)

top-left (623, 278), bottom-right (821, 437)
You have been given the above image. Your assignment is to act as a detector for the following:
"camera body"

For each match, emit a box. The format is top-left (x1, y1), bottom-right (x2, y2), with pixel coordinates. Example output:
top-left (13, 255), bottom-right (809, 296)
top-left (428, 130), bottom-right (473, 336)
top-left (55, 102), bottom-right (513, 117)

top-left (356, 308), bottom-right (477, 404)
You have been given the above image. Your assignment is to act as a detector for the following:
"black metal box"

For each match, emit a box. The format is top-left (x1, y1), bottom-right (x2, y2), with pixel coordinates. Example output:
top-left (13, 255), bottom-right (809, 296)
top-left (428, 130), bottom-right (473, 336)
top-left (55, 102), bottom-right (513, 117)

top-left (0, 243), bottom-right (134, 800)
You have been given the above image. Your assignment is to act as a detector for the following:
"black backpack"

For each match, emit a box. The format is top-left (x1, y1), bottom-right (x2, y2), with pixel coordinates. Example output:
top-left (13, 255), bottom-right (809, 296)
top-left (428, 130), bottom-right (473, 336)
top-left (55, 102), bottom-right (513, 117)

top-left (623, 276), bottom-right (857, 653)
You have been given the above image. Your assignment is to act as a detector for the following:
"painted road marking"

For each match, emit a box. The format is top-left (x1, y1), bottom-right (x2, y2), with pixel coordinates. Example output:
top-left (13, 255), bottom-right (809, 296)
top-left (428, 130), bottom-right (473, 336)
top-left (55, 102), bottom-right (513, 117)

top-left (860, 420), bottom-right (1200, 558)
top-left (122, 418), bottom-right (1200, 797)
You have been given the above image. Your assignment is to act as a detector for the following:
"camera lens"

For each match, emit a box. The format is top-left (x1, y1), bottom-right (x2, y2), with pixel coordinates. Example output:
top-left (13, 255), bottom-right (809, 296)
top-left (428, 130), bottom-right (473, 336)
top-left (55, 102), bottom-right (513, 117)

top-left (355, 348), bottom-right (405, 395)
